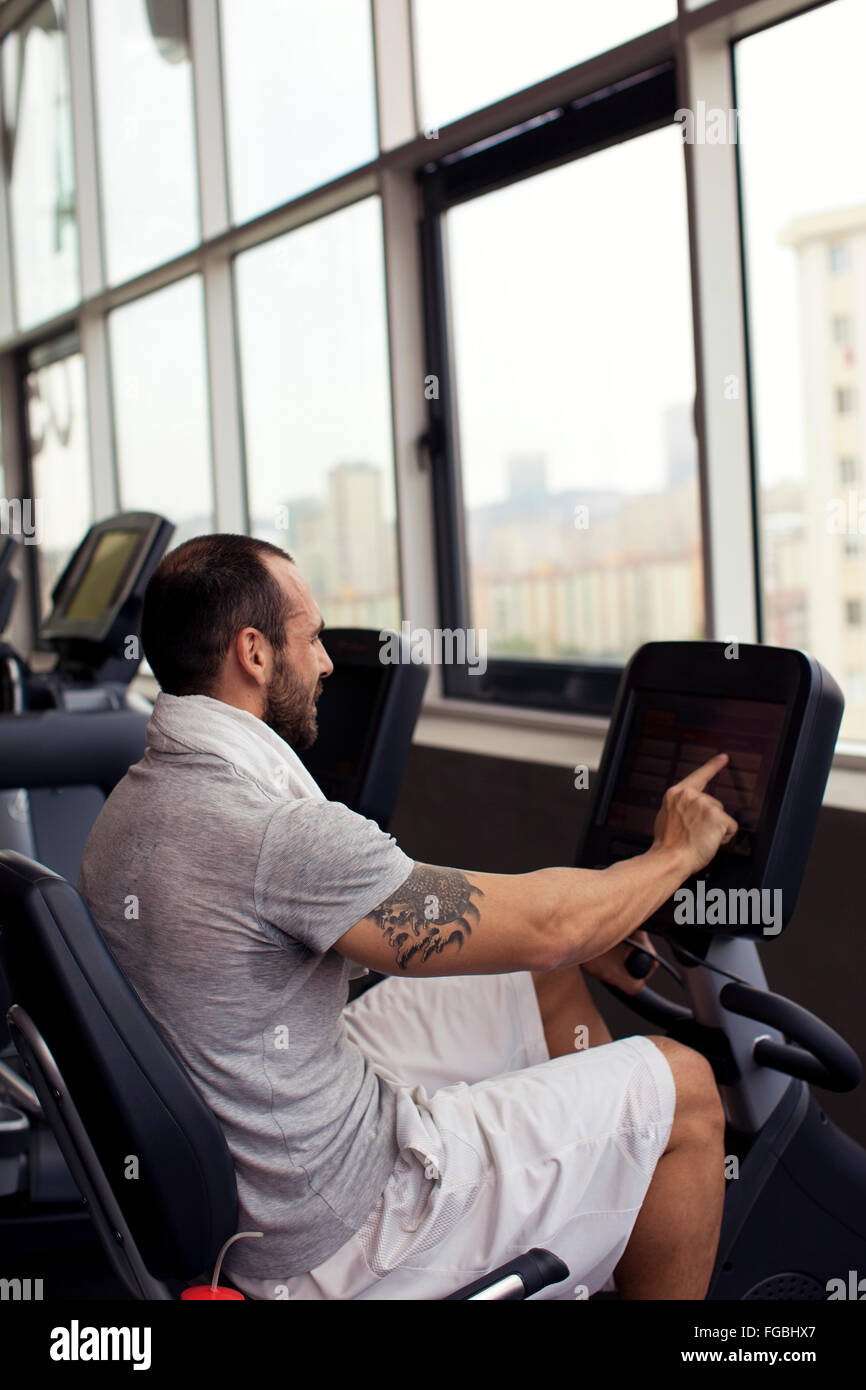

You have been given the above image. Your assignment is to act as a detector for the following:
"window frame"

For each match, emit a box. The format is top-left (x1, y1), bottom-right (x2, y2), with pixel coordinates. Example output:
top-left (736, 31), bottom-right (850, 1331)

top-left (417, 60), bottom-right (695, 713)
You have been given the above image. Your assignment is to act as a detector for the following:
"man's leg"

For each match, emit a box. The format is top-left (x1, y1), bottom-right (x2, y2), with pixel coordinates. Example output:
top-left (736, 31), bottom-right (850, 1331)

top-left (532, 969), bottom-right (726, 1299)
top-left (531, 962), bottom-right (612, 1055)
top-left (613, 1036), bottom-right (726, 1299)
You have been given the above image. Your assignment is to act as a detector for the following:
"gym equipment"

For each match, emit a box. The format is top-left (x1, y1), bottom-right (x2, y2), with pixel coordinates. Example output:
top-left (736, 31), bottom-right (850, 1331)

top-left (1, 511), bottom-right (174, 714)
top-left (576, 640), bottom-right (866, 1300)
top-left (0, 513), bottom-right (173, 1011)
top-left (0, 515), bottom-right (176, 1243)
top-left (297, 627), bottom-right (428, 831)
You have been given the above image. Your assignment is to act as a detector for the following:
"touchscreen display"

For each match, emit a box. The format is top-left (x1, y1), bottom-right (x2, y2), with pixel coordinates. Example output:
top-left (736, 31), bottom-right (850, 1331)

top-left (603, 692), bottom-right (788, 842)
top-left (61, 530), bottom-right (140, 624)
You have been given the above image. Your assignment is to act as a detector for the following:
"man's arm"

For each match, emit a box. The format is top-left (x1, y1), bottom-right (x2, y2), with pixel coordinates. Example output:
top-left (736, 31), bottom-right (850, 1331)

top-left (334, 753), bottom-right (737, 978)
top-left (334, 849), bottom-right (690, 976)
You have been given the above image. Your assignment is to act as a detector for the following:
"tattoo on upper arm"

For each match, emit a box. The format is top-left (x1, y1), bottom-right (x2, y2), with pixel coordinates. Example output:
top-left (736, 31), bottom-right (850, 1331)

top-left (367, 864), bottom-right (483, 970)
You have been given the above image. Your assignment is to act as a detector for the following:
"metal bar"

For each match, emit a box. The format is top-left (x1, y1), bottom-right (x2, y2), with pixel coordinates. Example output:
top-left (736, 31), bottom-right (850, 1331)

top-left (8, 1004), bottom-right (173, 1300)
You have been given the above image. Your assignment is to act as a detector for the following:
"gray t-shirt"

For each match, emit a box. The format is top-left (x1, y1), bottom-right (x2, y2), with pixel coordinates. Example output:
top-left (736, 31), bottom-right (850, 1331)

top-left (78, 692), bottom-right (413, 1280)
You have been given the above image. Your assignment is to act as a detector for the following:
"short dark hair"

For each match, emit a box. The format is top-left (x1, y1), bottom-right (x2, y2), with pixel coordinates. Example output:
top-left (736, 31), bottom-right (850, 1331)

top-left (141, 534), bottom-right (295, 696)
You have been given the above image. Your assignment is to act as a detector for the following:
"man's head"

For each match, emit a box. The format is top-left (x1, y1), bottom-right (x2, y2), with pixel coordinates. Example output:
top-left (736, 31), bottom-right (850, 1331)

top-left (141, 534), bottom-right (333, 748)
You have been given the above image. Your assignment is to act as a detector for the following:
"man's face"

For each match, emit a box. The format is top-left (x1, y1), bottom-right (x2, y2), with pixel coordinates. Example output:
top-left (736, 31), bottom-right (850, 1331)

top-left (261, 558), bottom-right (333, 749)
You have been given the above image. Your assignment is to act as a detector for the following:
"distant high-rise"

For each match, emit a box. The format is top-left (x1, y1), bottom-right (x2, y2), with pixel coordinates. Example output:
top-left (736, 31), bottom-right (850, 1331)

top-left (325, 461), bottom-right (387, 596)
top-left (287, 496), bottom-right (327, 598)
top-left (779, 203), bottom-right (866, 734)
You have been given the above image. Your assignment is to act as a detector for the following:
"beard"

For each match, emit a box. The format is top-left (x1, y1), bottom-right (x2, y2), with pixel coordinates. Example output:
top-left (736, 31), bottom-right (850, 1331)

top-left (263, 646), bottom-right (321, 749)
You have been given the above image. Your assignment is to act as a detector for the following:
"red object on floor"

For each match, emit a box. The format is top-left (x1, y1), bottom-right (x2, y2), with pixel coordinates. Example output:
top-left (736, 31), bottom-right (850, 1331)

top-left (181, 1285), bottom-right (244, 1300)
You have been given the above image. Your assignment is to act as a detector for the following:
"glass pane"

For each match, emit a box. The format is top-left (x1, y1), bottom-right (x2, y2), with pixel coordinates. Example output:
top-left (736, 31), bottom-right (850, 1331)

top-left (446, 125), bottom-right (702, 662)
top-left (235, 198), bottom-right (399, 629)
top-left (220, 0), bottom-right (378, 224)
top-left (413, 0), bottom-right (675, 132)
top-left (735, 0), bottom-right (866, 744)
top-left (91, 0), bottom-right (198, 284)
top-left (109, 277), bottom-right (214, 545)
top-left (2, 1), bottom-right (78, 328)
top-left (26, 352), bottom-right (92, 615)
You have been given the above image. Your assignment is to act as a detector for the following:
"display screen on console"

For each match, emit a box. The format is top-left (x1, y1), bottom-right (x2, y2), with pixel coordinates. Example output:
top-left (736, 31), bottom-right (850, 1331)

top-left (603, 692), bottom-right (788, 844)
top-left (61, 530), bottom-right (140, 624)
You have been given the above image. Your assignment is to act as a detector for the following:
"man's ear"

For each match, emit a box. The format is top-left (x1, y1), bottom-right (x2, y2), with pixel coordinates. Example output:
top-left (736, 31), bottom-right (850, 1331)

top-left (233, 627), bottom-right (268, 684)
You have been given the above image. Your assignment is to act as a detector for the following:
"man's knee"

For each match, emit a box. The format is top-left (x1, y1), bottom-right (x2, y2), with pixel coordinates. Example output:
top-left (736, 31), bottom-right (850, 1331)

top-left (645, 1035), bottom-right (725, 1144)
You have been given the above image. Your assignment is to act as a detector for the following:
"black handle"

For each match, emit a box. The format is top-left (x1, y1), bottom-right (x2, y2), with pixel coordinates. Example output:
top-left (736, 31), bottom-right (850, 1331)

top-left (625, 947), bottom-right (654, 979)
top-left (601, 981), bottom-right (693, 1028)
top-left (445, 1247), bottom-right (570, 1300)
top-left (720, 982), bottom-right (862, 1093)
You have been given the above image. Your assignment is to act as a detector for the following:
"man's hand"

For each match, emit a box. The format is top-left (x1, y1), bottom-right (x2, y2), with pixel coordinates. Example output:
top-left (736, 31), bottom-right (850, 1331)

top-left (650, 752), bottom-right (738, 877)
top-left (581, 929), bottom-right (658, 996)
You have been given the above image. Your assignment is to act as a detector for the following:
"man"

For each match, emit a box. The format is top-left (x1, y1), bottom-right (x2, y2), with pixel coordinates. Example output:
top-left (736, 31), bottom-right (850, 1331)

top-left (78, 534), bottom-right (737, 1301)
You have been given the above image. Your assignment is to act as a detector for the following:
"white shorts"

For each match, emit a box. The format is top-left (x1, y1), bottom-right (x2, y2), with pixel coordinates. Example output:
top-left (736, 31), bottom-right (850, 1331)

top-left (231, 971), bottom-right (676, 1301)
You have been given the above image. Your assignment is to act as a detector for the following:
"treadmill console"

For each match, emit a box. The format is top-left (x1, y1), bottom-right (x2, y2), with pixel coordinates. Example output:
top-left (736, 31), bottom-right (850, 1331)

top-left (39, 512), bottom-right (174, 696)
top-left (576, 642), bottom-right (843, 938)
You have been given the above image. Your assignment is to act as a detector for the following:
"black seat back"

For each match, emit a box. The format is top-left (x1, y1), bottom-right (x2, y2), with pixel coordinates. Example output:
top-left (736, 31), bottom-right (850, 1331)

top-left (0, 709), bottom-right (150, 1048)
top-left (297, 627), bottom-right (428, 829)
top-left (0, 850), bottom-right (238, 1289)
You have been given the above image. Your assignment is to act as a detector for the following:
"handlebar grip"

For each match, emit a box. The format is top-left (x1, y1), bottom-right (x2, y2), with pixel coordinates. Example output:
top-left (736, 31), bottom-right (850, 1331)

top-left (602, 981), bottom-right (693, 1028)
top-left (625, 948), bottom-right (654, 979)
top-left (720, 982), bottom-right (862, 1092)
top-left (444, 1247), bottom-right (570, 1300)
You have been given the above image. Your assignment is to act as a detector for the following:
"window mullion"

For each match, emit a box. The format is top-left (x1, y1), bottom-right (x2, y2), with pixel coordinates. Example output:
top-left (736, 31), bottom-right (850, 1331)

top-left (80, 307), bottom-right (118, 517)
top-left (371, 0), bottom-right (418, 149)
top-left (681, 20), bottom-right (759, 643)
top-left (380, 167), bottom-right (441, 692)
top-left (188, 0), bottom-right (230, 240)
top-left (67, 0), bottom-right (105, 299)
top-left (203, 255), bottom-right (246, 533)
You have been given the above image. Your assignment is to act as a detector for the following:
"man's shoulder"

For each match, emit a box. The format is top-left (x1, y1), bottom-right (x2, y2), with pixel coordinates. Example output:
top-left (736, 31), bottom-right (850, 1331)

top-left (259, 796), bottom-right (400, 850)
top-left (79, 751), bottom-right (272, 880)
top-left (256, 798), bottom-right (413, 895)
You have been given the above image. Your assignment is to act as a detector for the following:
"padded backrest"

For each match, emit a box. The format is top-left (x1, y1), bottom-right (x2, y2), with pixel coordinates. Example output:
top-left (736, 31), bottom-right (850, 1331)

top-left (0, 851), bottom-right (238, 1280)
top-left (297, 628), bottom-right (428, 829)
top-left (0, 710), bottom-right (150, 1049)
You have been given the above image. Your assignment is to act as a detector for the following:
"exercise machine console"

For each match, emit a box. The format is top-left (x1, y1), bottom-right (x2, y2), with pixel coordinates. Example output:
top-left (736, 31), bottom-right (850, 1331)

top-left (576, 640), bottom-right (866, 1299)
top-left (0, 511), bottom-right (174, 714)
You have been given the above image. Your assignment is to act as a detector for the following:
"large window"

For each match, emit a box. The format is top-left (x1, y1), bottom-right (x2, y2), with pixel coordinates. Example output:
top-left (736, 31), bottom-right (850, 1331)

top-left (220, 0), bottom-right (378, 225)
top-left (25, 344), bottom-right (92, 615)
top-left (234, 198), bottom-right (400, 630)
top-left (109, 277), bottom-right (214, 545)
top-left (1, 0), bottom-right (78, 328)
top-left (413, 0), bottom-right (675, 132)
top-left (425, 112), bottom-right (702, 703)
top-left (735, 0), bottom-right (866, 743)
top-left (1, 0), bottom-right (864, 755)
top-left (90, 0), bottom-right (199, 284)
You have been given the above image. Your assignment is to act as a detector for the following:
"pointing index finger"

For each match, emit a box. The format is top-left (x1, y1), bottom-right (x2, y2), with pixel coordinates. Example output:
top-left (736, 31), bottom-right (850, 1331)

top-left (678, 752), bottom-right (729, 792)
